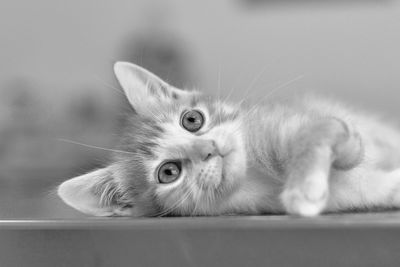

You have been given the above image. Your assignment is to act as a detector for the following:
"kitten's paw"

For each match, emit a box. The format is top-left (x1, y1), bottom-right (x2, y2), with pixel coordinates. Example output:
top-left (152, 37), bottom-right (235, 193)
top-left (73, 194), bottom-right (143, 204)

top-left (281, 171), bottom-right (329, 217)
top-left (319, 117), bottom-right (364, 170)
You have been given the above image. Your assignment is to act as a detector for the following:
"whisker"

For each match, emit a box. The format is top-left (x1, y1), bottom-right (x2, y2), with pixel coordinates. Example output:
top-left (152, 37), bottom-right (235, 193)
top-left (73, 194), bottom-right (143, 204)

top-left (237, 64), bottom-right (271, 105)
top-left (235, 74), bottom-right (305, 130)
top-left (155, 188), bottom-right (193, 217)
top-left (222, 68), bottom-right (247, 103)
top-left (226, 75), bottom-right (306, 156)
top-left (154, 177), bottom-right (200, 217)
top-left (217, 65), bottom-right (223, 125)
top-left (227, 59), bottom-right (280, 103)
top-left (191, 181), bottom-right (203, 216)
top-left (260, 75), bottom-right (305, 103)
top-left (57, 138), bottom-right (135, 155)
top-left (223, 87), bottom-right (236, 104)
top-left (218, 101), bottom-right (223, 126)
top-left (91, 75), bottom-right (124, 95)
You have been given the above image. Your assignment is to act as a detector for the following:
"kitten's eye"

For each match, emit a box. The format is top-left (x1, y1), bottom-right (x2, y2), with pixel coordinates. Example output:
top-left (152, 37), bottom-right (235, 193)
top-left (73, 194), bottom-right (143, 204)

top-left (158, 162), bottom-right (181, 184)
top-left (181, 110), bottom-right (204, 132)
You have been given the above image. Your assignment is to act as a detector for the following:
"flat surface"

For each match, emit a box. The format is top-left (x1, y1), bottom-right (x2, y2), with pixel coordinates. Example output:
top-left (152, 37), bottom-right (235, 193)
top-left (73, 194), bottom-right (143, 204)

top-left (3, 171), bottom-right (400, 266)
top-left (2, 212), bottom-right (400, 229)
top-left (2, 214), bottom-right (400, 267)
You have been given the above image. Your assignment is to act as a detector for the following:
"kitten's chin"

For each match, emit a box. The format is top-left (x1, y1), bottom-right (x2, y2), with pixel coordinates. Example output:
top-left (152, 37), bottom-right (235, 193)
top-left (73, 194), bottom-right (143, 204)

top-left (198, 156), bottom-right (224, 190)
top-left (221, 150), bottom-right (246, 184)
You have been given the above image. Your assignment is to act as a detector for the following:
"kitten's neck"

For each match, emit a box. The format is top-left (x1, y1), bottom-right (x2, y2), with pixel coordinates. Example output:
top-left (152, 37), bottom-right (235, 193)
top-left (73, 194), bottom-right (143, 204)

top-left (221, 105), bottom-right (291, 214)
top-left (221, 167), bottom-right (283, 214)
top-left (242, 106), bottom-right (287, 178)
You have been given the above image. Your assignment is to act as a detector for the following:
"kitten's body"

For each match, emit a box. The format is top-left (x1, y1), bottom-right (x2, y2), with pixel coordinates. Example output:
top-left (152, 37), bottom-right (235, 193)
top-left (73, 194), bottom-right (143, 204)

top-left (242, 97), bottom-right (400, 215)
top-left (58, 62), bottom-right (400, 217)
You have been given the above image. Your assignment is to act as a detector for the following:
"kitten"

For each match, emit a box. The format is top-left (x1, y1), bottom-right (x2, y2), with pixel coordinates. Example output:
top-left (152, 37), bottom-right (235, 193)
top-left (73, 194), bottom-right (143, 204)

top-left (58, 62), bottom-right (400, 217)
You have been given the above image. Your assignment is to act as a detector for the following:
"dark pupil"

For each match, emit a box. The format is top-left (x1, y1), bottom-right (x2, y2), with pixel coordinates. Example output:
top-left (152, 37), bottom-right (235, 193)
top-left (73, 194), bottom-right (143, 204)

top-left (158, 162), bottom-right (181, 184)
top-left (182, 110), bottom-right (203, 132)
top-left (164, 169), bottom-right (173, 176)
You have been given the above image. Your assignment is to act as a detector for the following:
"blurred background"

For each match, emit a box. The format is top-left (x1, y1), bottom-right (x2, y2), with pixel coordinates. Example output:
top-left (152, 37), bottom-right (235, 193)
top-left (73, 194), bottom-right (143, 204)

top-left (0, 0), bottom-right (400, 218)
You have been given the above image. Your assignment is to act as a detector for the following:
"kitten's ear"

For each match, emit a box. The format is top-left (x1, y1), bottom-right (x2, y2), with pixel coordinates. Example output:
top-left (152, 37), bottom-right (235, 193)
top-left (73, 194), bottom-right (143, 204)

top-left (114, 61), bottom-right (187, 113)
top-left (57, 168), bottom-right (132, 216)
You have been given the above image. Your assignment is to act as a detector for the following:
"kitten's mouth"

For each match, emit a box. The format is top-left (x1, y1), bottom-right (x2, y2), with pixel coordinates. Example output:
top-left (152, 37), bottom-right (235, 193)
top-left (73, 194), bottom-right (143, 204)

top-left (196, 147), bottom-right (235, 191)
top-left (220, 148), bottom-right (234, 158)
top-left (197, 155), bottom-right (224, 189)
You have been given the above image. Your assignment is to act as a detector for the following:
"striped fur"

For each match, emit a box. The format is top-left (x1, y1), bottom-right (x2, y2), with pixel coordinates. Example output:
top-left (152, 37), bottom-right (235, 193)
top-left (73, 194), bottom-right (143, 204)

top-left (58, 62), bottom-right (400, 217)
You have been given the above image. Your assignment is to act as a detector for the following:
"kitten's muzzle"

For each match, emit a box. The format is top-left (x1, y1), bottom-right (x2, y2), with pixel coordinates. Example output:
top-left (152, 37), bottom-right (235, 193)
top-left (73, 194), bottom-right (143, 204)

top-left (191, 139), bottom-right (221, 162)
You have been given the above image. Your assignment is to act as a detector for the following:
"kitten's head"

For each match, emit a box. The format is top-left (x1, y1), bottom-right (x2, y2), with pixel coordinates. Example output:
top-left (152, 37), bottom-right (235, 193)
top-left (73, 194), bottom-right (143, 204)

top-left (58, 62), bottom-right (247, 216)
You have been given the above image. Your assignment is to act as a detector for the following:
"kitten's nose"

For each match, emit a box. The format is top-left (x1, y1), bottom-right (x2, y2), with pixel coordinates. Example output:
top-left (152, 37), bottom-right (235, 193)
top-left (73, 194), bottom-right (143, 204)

top-left (192, 139), bottom-right (219, 161)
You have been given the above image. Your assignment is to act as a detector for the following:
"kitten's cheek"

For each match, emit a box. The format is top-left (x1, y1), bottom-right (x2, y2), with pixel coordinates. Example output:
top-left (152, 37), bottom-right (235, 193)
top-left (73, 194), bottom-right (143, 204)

top-left (223, 153), bottom-right (246, 182)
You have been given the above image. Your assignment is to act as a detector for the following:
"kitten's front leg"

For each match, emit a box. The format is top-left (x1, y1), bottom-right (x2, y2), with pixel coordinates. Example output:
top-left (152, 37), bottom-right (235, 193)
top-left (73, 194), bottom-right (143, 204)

top-left (280, 117), bottom-right (363, 216)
